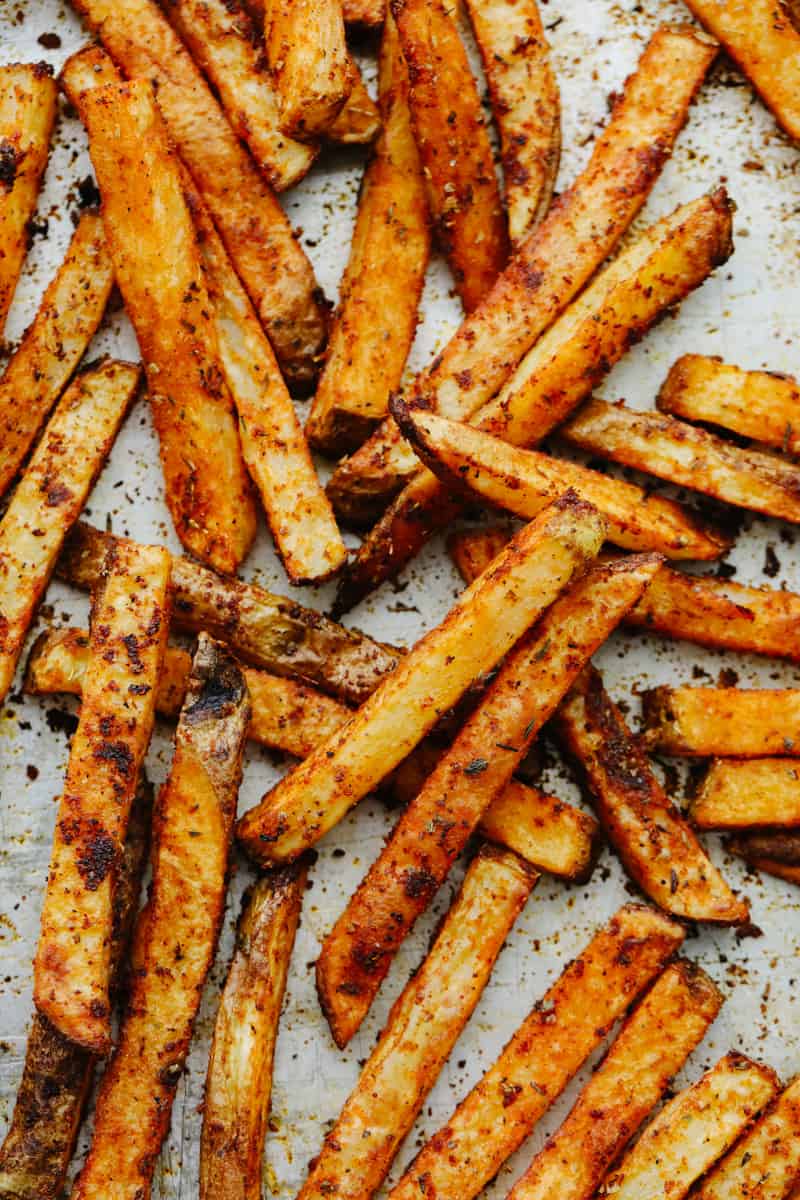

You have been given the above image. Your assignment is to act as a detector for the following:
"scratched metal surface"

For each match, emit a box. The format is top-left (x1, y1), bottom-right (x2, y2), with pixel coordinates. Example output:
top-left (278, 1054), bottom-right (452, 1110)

top-left (1, 0), bottom-right (799, 1195)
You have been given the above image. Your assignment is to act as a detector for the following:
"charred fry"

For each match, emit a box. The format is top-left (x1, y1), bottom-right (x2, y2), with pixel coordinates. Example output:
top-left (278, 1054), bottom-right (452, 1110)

top-left (728, 838), bottom-right (800, 888)
top-left (641, 685), bottom-right (800, 758)
top-left (694, 1075), bottom-right (800, 1200)
top-left (691, 759), bottom-right (800, 831)
top-left (265, 0), bottom-right (356, 138)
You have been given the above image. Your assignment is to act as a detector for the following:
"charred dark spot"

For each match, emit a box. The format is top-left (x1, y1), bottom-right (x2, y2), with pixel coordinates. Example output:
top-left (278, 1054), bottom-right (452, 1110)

top-left (403, 867), bottom-right (437, 900)
top-left (46, 707), bottom-right (79, 737)
top-left (186, 666), bottom-right (244, 723)
top-left (77, 174), bottom-right (101, 208)
top-left (128, 683), bottom-right (151, 695)
top-left (94, 740), bottom-right (134, 778)
top-left (583, 671), bottom-right (652, 796)
top-left (336, 980), bottom-right (364, 996)
top-left (89, 999), bottom-right (108, 1020)
top-left (122, 634), bottom-right (145, 674)
top-left (352, 942), bottom-right (383, 974)
top-left (0, 140), bottom-right (21, 192)
top-left (77, 825), bottom-right (117, 890)
top-left (500, 1080), bottom-right (523, 1107)
top-left (519, 262), bottom-right (544, 292)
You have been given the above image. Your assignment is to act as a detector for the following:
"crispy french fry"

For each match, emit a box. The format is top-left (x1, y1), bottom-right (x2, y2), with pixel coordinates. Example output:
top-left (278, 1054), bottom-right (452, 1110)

top-left (694, 1076), bottom-right (800, 1200)
top-left (386, 904), bottom-right (684, 1200)
top-left (0, 359), bottom-right (140, 704)
top-left (657, 354), bottom-right (800, 454)
top-left (448, 525), bottom-right (512, 582)
top-left (507, 960), bottom-right (722, 1200)
top-left (305, 11), bottom-right (431, 457)
top-left (200, 861), bottom-right (307, 1200)
top-left (0, 64), bottom-right (57, 335)
top-left (67, 0), bottom-right (327, 389)
top-left (641, 685), bottom-right (800, 758)
top-left (691, 759), bottom-right (800, 831)
top-left (317, 551), bottom-right (658, 1047)
top-left (598, 1053), bottom-right (780, 1200)
top-left (266, 0), bottom-right (356, 138)
top-left (477, 780), bottom-right (597, 879)
top-left (326, 68), bottom-right (382, 145)
top-left (464, 0), bottom-right (559, 244)
top-left (299, 845), bottom-right (537, 1200)
top-left (33, 536), bottom-right (170, 1054)
top-left (237, 494), bottom-right (607, 866)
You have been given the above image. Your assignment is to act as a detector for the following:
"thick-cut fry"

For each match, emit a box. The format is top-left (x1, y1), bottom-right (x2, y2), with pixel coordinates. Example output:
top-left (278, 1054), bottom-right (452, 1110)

top-left (34, 536), bottom-right (170, 1054)
top-left (464, 0), bottom-right (559, 244)
top-left (266, 0), bottom-right (355, 138)
top-left (386, 904), bottom-right (684, 1200)
top-left (71, 636), bottom-right (249, 1200)
top-left (507, 960), bottom-right (723, 1200)
top-left (0, 359), bottom-right (140, 704)
top-left (200, 861), bottom-right (307, 1200)
top-left (0, 64), bottom-right (57, 335)
top-left (478, 780), bottom-right (598, 878)
top-left (657, 354), bottom-right (800, 454)
top-left (598, 1053), bottom-right (780, 1200)
top-left (691, 760), bottom-right (800, 831)
top-left (67, 0), bottom-right (327, 389)
top-left (641, 686), bottom-right (800, 758)
top-left (729, 839), bottom-right (800, 888)
top-left (305, 12), bottom-right (431, 457)
top-left (299, 845), bottom-right (537, 1200)
top-left (694, 1076), bottom-right (800, 1200)
top-left (326, 69), bottom-right (382, 145)
top-left (327, 25), bottom-right (717, 527)
top-left (317, 552), bottom-right (658, 1047)
top-left (237, 494), bottom-right (607, 865)
top-left (448, 525), bottom-right (512, 581)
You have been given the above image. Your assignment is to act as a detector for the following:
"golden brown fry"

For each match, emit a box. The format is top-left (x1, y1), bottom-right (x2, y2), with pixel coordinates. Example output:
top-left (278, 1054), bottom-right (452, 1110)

top-left (326, 67), bottom-right (382, 144)
top-left (477, 780), bottom-right (598, 879)
top-left (266, 0), bottom-right (356, 138)
top-left (342, 0), bottom-right (384, 24)
top-left (691, 759), bottom-right (800, 831)
top-left (0, 359), bottom-right (140, 704)
top-left (641, 685), bottom-right (800, 758)
top-left (299, 846), bottom-right (537, 1200)
top-left (507, 961), bottom-right (722, 1200)
top-left (694, 1076), bottom-right (800, 1200)
top-left (305, 11), bottom-right (430, 456)
top-left (386, 904), bottom-right (684, 1200)
top-left (448, 525), bottom-right (512, 582)
top-left (200, 862), bottom-right (307, 1200)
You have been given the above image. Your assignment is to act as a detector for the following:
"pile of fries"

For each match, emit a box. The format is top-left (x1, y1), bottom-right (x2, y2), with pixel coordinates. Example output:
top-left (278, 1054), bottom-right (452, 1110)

top-left (2, 0), bottom-right (800, 1195)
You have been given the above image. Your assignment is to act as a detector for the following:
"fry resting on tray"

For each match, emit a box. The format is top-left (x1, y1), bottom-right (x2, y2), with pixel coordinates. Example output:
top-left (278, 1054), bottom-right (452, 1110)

top-left (691, 759), bottom-right (800, 831)
top-left (642, 685), bottom-right (800, 758)
top-left (265, 0), bottom-right (356, 139)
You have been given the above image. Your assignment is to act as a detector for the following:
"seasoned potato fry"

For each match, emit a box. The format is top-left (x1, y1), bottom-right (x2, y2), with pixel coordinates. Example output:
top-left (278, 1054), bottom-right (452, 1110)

top-left (342, 0), bottom-right (384, 24)
top-left (694, 1076), bottom-right (800, 1200)
top-left (642, 685), bottom-right (800, 758)
top-left (200, 862), bottom-right (307, 1200)
top-left (237, 494), bottom-right (607, 865)
top-left (0, 64), bottom-right (57, 335)
top-left (507, 961), bottom-right (722, 1200)
top-left (386, 904), bottom-right (684, 1200)
top-left (0, 359), bottom-right (140, 704)
top-left (657, 354), bottom-right (800, 454)
top-left (691, 759), bottom-right (800, 831)
top-left (326, 69), bottom-right (382, 145)
top-left (478, 780), bottom-right (598, 879)
top-left (448, 525), bottom-right (512, 581)
top-left (599, 1053), bottom-right (780, 1200)
top-left (305, 11), bottom-right (430, 457)
top-left (266, 0), bottom-right (356, 138)
top-left (728, 840), bottom-right (800, 888)
top-left (728, 829), bottom-right (800, 868)
top-left (299, 846), bottom-right (537, 1200)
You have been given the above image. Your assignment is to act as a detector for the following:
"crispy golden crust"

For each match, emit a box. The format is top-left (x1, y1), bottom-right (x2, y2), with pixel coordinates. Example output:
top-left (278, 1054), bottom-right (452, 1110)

top-left (326, 67), bottom-right (381, 144)
top-left (33, 538), bottom-right (170, 1054)
top-left (448, 526), bottom-right (512, 582)
top-left (694, 1075), bottom-right (800, 1200)
top-left (692, 759), bottom-right (800, 831)
top-left (298, 846), bottom-right (537, 1200)
top-left (641, 685), bottom-right (800, 758)
top-left (386, 904), bottom-right (684, 1200)
top-left (342, 0), bottom-right (384, 24)
top-left (266, 0), bottom-right (356, 138)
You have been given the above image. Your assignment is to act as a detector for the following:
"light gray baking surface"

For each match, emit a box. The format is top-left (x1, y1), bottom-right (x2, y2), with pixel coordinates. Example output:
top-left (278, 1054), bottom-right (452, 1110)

top-left (1, 0), bottom-right (799, 1195)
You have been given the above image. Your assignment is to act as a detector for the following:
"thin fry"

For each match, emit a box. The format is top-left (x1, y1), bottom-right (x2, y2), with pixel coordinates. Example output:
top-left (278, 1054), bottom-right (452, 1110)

top-left (691, 759), bottom-right (800, 831)
top-left (266, 0), bottom-right (356, 138)
top-left (694, 1076), bottom-right (800, 1200)
top-left (642, 685), bottom-right (800, 758)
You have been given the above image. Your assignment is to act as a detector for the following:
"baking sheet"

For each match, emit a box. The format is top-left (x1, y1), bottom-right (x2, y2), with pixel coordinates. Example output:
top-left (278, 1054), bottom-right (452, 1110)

top-left (1, 0), bottom-right (800, 1195)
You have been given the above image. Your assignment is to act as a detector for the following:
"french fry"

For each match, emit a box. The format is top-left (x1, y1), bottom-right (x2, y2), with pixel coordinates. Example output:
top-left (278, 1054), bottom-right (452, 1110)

top-left (727, 829), bottom-right (800, 868)
top-left (477, 780), bottom-right (597, 879)
top-left (691, 759), bottom-right (800, 831)
top-left (386, 904), bottom-right (684, 1200)
top-left (448, 525), bottom-right (512, 582)
top-left (342, 0), bottom-right (384, 25)
top-left (326, 69), bottom-right (382, 145)
top-left (554, 667), bottom-right (747, 924)
top-left (464, 0), bottom-right (559, 244)
top-left (237, 494), bottom-right (607, 866)
top-left (266, 0), bottom-right (356, 138)
top-left (67, 0), bottom-right (327, 389)
top-left (641, 685), bottom-right (800, 758)
top-left (327, 25), bottom-right (717, 527)
top-left (317, 551), bottom-right (659, 1047)
top-left (728, 839), bottom-right (800, 888)
top-left (200, 861), bottom-right (307, 1200)
top-left (298, 845), bottom-right (537, 1200)
top-left (560, 398), bottom-right (800, 525)
top-left (598, 1053), bottom-right (780, 1200)
top-left (0, 63), bottom-right (57, 335)
top-left (70, 636), bottom-right (249, 1199)
top-left (0, 359), bottom-right (140, 705)
top-left (33, 535), bottom-right (170, 1054)
top-left (305, 11), bottom-right (431, 457)
top-left (507, 960), bottom-right (722, 1200)
top-left (694, 1076), bottom-right (800, 1200)
top-left (657, 354), bottom-right (800, 454)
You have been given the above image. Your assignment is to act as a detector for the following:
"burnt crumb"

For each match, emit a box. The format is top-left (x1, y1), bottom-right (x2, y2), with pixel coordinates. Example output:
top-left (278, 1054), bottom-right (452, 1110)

top-left (45, 707), bottom-right (79, 737)
top-left (26, 216), bottom-right (49, 247)
top-left (735, 921), bottom-right (764, 941)
top-left (37, 30), bottom-right (61, 48)
top-left (763, 545), bottom-right (781, 578)
top-left (77, 174), bottom-right (101, 209)
top-left (26, 764), bottom-right (38, 781)
top-left (0, 140), bottom-right (21, 192)
top-left (718, 667), bottom-right (739, 688)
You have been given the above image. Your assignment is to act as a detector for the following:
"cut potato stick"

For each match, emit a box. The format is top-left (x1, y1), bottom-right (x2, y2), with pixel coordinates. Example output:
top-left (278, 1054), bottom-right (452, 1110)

top-left (464, 0), bottom-right (559, 244)
top-left (477, 779), bottom-right (598, 879)
top-left (342, 0), bottom-right (384, 24)
top-left (67, 0), bottom-right (327, 389)
top-left (554, 666), bottom-right (747, 924)
top-left (598, 1053), bottom-right (780, 1200)
top-left (34, 535), bottom-right (170, 1054)
top-left (200, 861), bottom-right (307, 1200)
top-left (266, 0), bottom-right (356, 138)
top-left (0, 359), bottom-right (140, 704)
top-left (728, 829), bottom-right (800, 868)
top-left (318, 551), bottom-right (658, 1047)
top-left (641, 686), bottom-right (800, 758)
top-left (237, 494), bottom-right (607, 865)
top-left (0, 211), bottom-right (114, 498)
top-left (70, 636), bottom-right (248, 1199)
top-left (691, 759), bottom-right (800, 831)
top-left (694, 1076), bottom-right (800, 1200)
top-left (386, 903), bottom-right (684, 1200)
top-left (507, 960), bottom-right (722, 1200)
top-left (326, 68), bottom-right (382, 145)
top-left (299, 845), bottom-right (537, 1200)
top-left (728, 841), bottom-right (800, 888)
top-left (657, 354), bottom-right (800, 455)
top-left (305, 11), bottom-right (430, 457)
top-left (448, 525), bottom-right (513, 581)
top-left (0, 64), bottom-right (57, 335)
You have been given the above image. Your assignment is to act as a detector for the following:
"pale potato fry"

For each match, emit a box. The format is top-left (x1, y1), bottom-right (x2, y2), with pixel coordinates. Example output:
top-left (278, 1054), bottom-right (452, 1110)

top-left (237, 494), bottom-right (607, 865)
top-left (299, 845), bottom-right (537, 1200)
top-left (0, 359), bottom-right (140, 704)
top-left (691, 759), bottom-right (800, 831)
top-left (305, 11), bottom-right (431, 456)
top-left (0, 63), bottom-right (57, 335)
top-left (326, 68), bottom-right (381, 144)
top-left (598, 1053), bottom-right (780, 1200)
top-left (317, 552), bottom-right (658, 1047)
top-left (266, 0), bottom-right (356, 138)
top-left (34, 535), bottom-right (170, 1054)
top-left (386, 904), bottom-right (684, 1200)
top-left (642, 685), bottom-right (800, 758)
top-left (200, 862), bottom-right (307, 1200)
top-left (507, 960), bottom-right (722, 1200)
top-left (694, 1076), bottom-right (800, 1200)
top-left (657, 354), bottom-right (800, 454)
